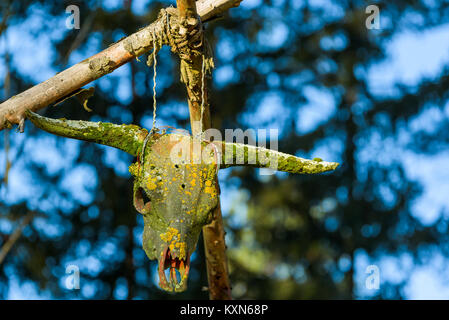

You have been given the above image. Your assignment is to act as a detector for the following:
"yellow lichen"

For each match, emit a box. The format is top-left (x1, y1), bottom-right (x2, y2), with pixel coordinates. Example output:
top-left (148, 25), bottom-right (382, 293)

top-left (204, 180), bottom-right (216, 196)
top-left (147, 177), bottom-right (157, 190)
top-left (160, 227), bottom-right (179, 242)
top-left (128, 163), bottom-right (140, 177)
top-left (176, 242), bottom-right (187, 259)
top-left (205, 187), bottom-right (214, 195)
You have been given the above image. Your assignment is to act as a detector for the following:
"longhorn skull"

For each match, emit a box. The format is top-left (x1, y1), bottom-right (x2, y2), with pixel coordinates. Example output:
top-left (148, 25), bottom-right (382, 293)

top-left (26, 110), bottom-right (339, 292)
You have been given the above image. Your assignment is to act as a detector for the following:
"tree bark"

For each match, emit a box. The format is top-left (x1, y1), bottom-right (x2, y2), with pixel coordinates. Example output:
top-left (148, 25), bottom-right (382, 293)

top-left (0, 0), bottom-right (242, 131)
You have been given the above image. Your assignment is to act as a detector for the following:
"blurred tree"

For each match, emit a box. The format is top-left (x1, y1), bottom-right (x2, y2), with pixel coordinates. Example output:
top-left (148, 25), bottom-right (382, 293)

top-left (1, 0), bottom-right (449, 299)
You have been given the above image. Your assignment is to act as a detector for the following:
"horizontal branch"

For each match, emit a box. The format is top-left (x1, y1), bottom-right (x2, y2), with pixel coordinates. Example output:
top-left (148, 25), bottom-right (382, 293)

top-left (0, 0), bottom-right (242, 131)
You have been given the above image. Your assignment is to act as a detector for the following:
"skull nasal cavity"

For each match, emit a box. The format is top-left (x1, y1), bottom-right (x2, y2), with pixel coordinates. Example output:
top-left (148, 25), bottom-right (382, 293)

top-left (139, 187), bottom-right (151, 205)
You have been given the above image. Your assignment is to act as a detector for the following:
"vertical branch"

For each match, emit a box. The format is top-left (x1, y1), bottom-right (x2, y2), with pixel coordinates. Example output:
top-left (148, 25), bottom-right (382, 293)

top-left (176, 0), bottom-right (232, 300)
top-left (125, 0), bottom-right (136, 300)
top-left (2, 6), bottom-right (11, 187)
top-left (3, 129), bottom-right (9, 185)
top-left (3, 53), bottom-right (11, 181)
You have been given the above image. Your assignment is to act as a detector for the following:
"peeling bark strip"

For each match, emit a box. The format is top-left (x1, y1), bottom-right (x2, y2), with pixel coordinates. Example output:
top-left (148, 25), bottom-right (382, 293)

top-left (0, 0), bottom-right (242, 131)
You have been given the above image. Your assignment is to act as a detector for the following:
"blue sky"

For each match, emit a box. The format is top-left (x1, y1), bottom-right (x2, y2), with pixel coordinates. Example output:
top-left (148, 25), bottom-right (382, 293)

top-left (1, 0), bottom-right (449, 299)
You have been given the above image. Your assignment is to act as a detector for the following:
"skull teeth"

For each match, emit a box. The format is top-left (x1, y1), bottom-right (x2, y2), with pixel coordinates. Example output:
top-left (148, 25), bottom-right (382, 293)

top-left (158, 246), bottom-right (190, 292)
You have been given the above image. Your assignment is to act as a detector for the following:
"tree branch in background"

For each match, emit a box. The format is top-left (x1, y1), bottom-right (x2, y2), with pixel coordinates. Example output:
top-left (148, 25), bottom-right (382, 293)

top-left (0, 211), bottom-right (35, 266)
top-left (0, 0), bottom-right (242, 131)
top-left (3, 51), bottom-right (11, 187)
top-left (1, 1), bottom-right (12, 186)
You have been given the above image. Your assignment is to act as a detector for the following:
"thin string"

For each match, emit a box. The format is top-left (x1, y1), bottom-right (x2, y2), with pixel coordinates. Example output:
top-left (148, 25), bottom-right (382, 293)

top-left (141, 131), bottom-right (151, 165)
top-left (151, 30), bottom-right (158, 134)
top-left (141, 30), bottom-right (159, 165)
top-left (199, 50), bottom-right (206, 138)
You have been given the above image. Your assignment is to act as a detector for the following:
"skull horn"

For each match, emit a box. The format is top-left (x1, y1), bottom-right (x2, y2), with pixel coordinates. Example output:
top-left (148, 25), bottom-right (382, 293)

top-left (214, 141), bottom-right (339, 174)
top-left (26, 110), bottom-right (148, 157)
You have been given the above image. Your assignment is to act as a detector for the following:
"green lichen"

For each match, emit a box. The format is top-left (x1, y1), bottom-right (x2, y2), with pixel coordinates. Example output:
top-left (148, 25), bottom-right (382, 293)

top-left (88, 56), bottom-right (116, 79)
top-left (218, 141), bottom-right (339, 174)
top-left (26, 110), bottom-right (147, 156)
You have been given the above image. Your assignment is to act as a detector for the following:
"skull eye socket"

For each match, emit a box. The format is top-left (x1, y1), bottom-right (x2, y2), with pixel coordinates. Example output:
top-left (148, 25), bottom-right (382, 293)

top-left (134, 187), bottom-right (151, 214)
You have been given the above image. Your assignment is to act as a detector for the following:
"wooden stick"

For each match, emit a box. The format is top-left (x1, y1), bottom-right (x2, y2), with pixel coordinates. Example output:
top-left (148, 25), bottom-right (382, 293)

top-left (0, 0), bottom-right (242, 131)
top-left (176, 0), bottom-right (232, 300)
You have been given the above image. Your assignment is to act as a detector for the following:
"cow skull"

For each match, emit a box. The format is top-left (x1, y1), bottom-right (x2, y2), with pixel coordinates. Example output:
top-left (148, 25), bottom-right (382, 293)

top-left (26, 110), bottom-right (339, 292)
